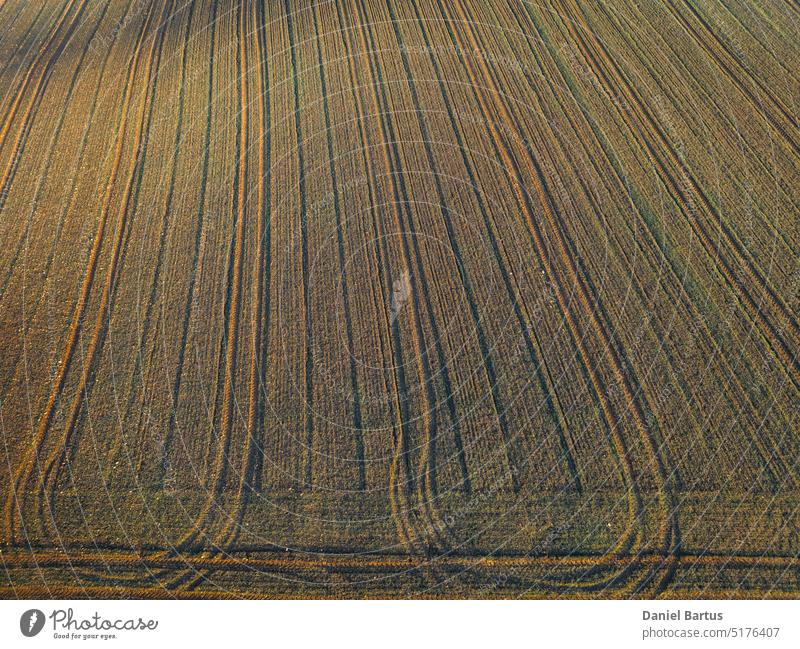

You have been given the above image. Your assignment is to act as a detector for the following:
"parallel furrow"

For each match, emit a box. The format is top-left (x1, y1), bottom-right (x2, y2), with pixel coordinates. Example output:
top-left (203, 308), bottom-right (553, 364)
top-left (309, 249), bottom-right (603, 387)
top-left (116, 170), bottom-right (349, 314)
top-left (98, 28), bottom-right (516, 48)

top-left (2, 0), bottom-right (166, 545)
top-left (437, 0), bottom-right (680, 593)
top-left (556, 0), bottom-right (799, 416)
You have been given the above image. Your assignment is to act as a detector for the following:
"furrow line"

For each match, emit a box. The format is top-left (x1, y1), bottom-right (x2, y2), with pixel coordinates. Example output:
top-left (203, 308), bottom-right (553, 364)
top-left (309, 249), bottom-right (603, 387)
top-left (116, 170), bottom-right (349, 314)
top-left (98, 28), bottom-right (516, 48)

top-left (333, 0), bottom-right (422, 553)
top-left (2, 0), bottom-right (163, 545)
top-left (563, 0), bottom-right (799, 387)
top-left (0, 0), bottom-right (88, 153)
top-left (437, 0), bottom-right (679, 593)
top-left (350, 0), bottom-right (444, 557)
top-left (521, 0), bottom-right (788, 466)
top-left (311, 0), bottom-right (366, 490)
top-left (34, 0), bottom-right (176, 540)
top-left (175, 0), bottom-right (251, 552)
top-left (668, 0), bottom-right (799, 156)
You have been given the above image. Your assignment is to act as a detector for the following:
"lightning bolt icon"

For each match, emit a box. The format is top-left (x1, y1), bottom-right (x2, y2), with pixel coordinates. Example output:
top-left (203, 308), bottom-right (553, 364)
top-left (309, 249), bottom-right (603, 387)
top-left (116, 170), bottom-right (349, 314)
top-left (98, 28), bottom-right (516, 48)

top-left (28, 611), bottom-right (38, 632)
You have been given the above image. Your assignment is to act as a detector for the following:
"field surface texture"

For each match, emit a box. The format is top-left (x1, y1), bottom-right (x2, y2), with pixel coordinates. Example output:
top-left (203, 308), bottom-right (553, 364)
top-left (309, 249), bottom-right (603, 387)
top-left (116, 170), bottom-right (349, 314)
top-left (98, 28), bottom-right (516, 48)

top-left (0, 0), bottom-right (798, 598)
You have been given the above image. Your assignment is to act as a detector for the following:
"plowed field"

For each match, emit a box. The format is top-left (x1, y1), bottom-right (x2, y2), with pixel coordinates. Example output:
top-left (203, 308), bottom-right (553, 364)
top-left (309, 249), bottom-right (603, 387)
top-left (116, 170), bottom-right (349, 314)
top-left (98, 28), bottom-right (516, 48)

top-left (0, 0), bottom-right (798, 598)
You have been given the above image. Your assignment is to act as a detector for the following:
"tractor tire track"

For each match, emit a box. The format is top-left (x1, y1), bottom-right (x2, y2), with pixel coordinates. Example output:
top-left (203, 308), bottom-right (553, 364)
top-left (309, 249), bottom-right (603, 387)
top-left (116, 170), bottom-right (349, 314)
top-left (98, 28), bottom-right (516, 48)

top-left (333, 0), bottom-right (430, 554)
top-left (559, 0), bottom-right (799, 390)
top-left (3, 0), bottom-right (165, 545)
top-left (437, 0), bottom-right (680, 594)
top-left (520, 0), bottom-right (793, 486)
top-left (667, 0), bottom-right (799, 157)
top-left (173, 0), bottom-right (251, 553)
top-left (0, 0), bottom-right (90, 155)
top-left (34, 0), bottom-right (176, 539)
top-left (350, 0), bottom-right (450, 557)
